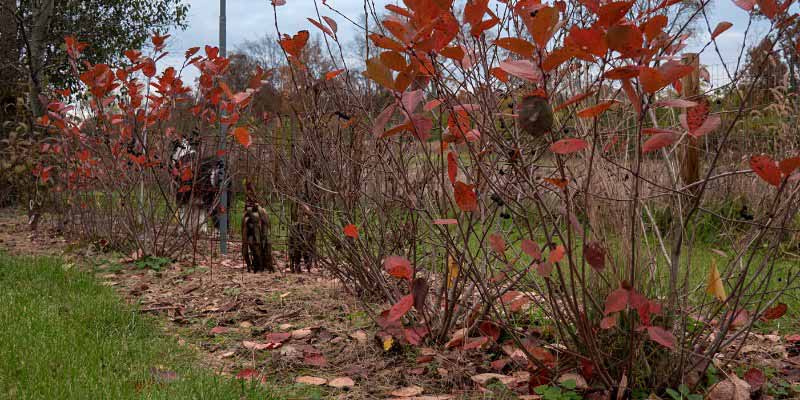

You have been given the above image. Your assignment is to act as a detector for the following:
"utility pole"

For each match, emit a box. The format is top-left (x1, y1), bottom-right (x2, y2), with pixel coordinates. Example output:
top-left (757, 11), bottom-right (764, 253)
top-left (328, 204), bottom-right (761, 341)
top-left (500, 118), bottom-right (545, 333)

top-left (217, 0), bottom-right (228, 254)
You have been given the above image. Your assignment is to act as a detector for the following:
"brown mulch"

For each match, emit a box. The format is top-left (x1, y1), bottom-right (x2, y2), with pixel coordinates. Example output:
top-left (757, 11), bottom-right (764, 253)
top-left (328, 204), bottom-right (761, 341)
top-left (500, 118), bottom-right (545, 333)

top-left (2, 208), bottom-right (800, 399)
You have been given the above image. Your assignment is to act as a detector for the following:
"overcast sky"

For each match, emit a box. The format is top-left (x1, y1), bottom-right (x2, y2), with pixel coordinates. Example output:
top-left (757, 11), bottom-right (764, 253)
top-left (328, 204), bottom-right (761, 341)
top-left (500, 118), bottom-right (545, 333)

top-left (162, 0), bottom-right (774, 86)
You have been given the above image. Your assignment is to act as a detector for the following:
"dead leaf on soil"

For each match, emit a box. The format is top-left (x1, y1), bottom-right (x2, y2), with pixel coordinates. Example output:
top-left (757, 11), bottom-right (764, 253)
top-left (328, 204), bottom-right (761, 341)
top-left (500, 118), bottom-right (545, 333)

top-left (328, 376), bottom-right (355, 389)
top-left (295, 376), bottom-right (327, 385)
top-left (707, 375), bottom-right (750, 400)
top-left (292, 328), bottom-right (313, 339)
top-left (470, 373), bottom-right (515, 386)
top-left (391, 385), bottom-right (424, 397)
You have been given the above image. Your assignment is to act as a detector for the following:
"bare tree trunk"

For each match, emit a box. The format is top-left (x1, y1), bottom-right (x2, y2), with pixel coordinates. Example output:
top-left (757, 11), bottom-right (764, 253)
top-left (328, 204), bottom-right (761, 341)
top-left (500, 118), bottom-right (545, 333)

top-left (0, 0), bottom-right (19, 128)
top-left (27, 0), bottom-right (55, 118)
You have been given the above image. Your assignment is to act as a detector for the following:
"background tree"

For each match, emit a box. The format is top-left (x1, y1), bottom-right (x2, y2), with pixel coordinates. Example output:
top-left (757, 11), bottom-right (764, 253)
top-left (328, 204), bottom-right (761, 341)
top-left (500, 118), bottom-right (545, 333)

top-left (0, 0), bottom-right (189, 120)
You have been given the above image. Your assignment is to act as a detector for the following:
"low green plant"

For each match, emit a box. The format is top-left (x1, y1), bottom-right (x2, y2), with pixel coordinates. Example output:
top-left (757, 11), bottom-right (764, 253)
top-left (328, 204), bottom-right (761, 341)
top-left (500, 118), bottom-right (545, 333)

top-left (664, 384), bottom-right (702, 400)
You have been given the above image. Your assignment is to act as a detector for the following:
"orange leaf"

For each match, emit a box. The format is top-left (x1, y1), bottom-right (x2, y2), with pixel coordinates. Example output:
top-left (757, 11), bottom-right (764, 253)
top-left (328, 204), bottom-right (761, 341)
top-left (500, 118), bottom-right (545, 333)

top-left (606, 24), bottom-right (642, 56)
top-left (779, 156), bottom-right (800, 176)
top-left (642, 15), bottom-right (668, 42)
top-left (488, 234), bottom-right (506, 254)
top-left (384, 256), bottom-right (413, 280)
top-left (279, 30), bottom-right (310, 58)
top-left (711, 21), bottom-right (733, 40)
top-left (233, 126), bottom-right (252, 148)
top-left (380, 51), bottom-right (407, 71)
top-left (494, 37), bottom-right (535, 58)
top-left (548, 245), bottom-right (565, 263)
top-left (343, 224), bottom-right (359, 238)
top-left (447, 152), bottom-right (457, 185)
top-left (598, 1), bottom-right (633, 27)
top-left (454, 181), bottom-right (478, 212)
top-left (577, 101), bottom-right (614, 118)
top-left (550, 138), bottom-right (588, 154)
top-left (643, 132), bottom-right (679, 153)
top-left (325, 69), bottom-right (345, 80)
top-left (307, 18), bottom-right (334, 37)
top-left (369, 33), bottom-right (405, 52)
top-left (750, 155), bottom-right (782, 186)
top-left (363, 57), bottom-right (394, 90)
top-left (542, 47), bottom-right (577, 71)
top-left (388, 295), bottom-right (414, 322)
top-left (525, 6), bottom-right (559, 48)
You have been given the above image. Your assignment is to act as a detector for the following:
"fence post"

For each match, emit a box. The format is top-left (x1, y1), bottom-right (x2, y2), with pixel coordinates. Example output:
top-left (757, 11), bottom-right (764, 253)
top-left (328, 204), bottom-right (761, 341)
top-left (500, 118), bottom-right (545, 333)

top-left (217, 0), bottom-right (228, 254)
top-left (679, 53), bottom-right (700, 193)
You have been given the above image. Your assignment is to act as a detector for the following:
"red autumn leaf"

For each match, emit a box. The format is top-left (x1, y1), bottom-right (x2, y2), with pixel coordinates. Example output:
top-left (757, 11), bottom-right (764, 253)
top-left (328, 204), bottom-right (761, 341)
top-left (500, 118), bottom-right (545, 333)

top-left (490, 67), bottom-right (509, 82)
top-left (598, 1), bottom-right (633, 27)
top-left (756, 0), bottom-right (779, 19)
top-left (381, 51), bottom-right (407, 71)
top-left (647, 326), bottom-right (676, 349)
top-left (343, 224), bottom-right (359, 238)
top-left (550, 138), bottom-right (589, 154)
top-left (734, 0), bottom-right (756, 10)
top-left (761, 303), bottom-right (787, 320)
top-left (384, 256), bottom-right (413, 280)
top-left (521, 239), bottom-right (542, 260)
top-left (600, 314), bottom-right (617, 329)
top-left (279, 30), bottom-right (310, 58)
top-left (605, 66), bottom-right (640, 80)
top-left (750, 155), bottom-right (782, 186)
top-left (544, 177), bottom-right (568, 189)
top-left (548, 245), bottom-right (565, 263)
top-left (494, 37), bottom-right (535, 58)
top-left (606, 24), bottom-right (642, 56)
top-left (523, 6), bottom-right (560, 48)
top-left (323, 16), bottom-right (338, 33)
top-left (233, 127), bottom-right (252, 148)
top-left (536, 261), bottom-right (553, 277)
top-left (779, 156), bottom-right (800, 176)
top-left (643, 132), bottom-right (679, 153)
top-left (488, 234), bottom-right (506, 254)
top-left (364, 57), bottom-right (394, 90)
top-left (565, 26), bottom-right (607, 58)
top-left (498, 60), bottom-right (542, 82)
top-left (454, 181), bottom-right (478, 212)
top-left (236, 369), bottom-right (259, 380)
top-left (639, 67), bottom-right (666, 93)
top-left (180, 167), bottom-right (192, 182)
top-left (689, 115), bottom-right (721, 138)
top-left (369, 33), bottom-right (405, 52)
top-left (303, 354), bottom-right (328, 367)
top-left (433, 218), bottom-right (458, 225)
top-left (577, 101), bottom-right (615, 118)
top-left (542, 47), bottom-right (577, 71)
top-left (642, 15), bottom-right (668, 41)
top-left (265, 332), bottom-right (292, 343)
top-left (711, 22), bottom-right (733, 40)
top-left (325, 69), bottom-right (345, 80)
top-left (387, 294), bottom-right (414, 322)
top-left (142, 58), bottom-right (156, 78)
top-left (307, 18), bottom-right (334, 37)
top-left (621, 79), bottom-right (641, 116)
top-left (210, 326), bottom-right (228, 335)
top-left (447, 152), bottom-right (458, 185)
top-left (463, 336), bottom-right (490, 350)
top-left (583, 241), bottom-right (605, 270)
top-left (743, 368), bottom-right (766, 390)
top-left (479, 321), bottom-right (501, 341)
top-left (604, 287), bottom-right (629, 315)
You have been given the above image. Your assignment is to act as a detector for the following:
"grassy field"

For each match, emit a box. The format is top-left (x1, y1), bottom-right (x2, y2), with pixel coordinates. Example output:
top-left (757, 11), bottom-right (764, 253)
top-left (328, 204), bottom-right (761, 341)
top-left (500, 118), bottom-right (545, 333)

top-left (0, 252), bottom-right (321, 400)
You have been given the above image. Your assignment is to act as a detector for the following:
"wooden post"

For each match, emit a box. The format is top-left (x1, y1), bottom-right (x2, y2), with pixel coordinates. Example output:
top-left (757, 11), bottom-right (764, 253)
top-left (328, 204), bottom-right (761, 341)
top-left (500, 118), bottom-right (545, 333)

top-left (679, 53), bottom-right (700, 192)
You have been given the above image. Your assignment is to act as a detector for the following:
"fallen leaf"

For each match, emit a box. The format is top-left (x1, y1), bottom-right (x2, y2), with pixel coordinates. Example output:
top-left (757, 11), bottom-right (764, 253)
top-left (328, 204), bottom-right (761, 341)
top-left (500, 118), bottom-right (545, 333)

top-left (391, 385), bottom-right (424, 397)
top-left (328, 376), bottom-right (355, 389)
top-left (304, 354), bottom-right (329, 367)
top-left (470, 373), bottom-right (515, 386)
top-left (707, 375), bottom-right (750, 400)
top-left (292, 328), bottom-right (313, 339)
top-left (743, 368), bottom-right (765, 390)
top-left (707, 259), bottom-right (727, 301)
top-left (209, 326), bottom-right (228, 335)
top-left (296, 376), bottom-right (327, 385)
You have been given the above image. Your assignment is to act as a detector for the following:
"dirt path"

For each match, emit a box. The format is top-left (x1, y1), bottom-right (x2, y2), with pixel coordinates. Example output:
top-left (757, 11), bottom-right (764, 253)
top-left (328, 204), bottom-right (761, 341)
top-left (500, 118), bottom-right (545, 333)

top-left (0, 209), bottom-right (486, 399)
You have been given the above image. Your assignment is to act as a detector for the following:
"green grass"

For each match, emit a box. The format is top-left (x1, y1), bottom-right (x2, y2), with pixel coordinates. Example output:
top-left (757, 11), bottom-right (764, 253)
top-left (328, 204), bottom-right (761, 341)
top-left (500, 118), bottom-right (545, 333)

top-left (0, 253), bottom-right (322, 399)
